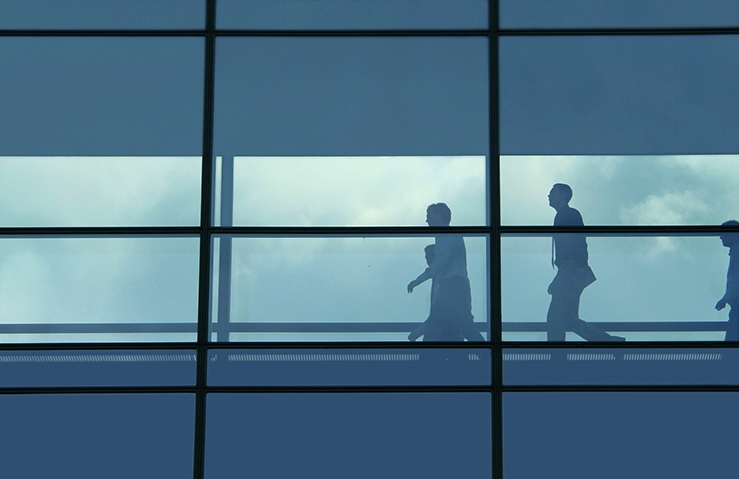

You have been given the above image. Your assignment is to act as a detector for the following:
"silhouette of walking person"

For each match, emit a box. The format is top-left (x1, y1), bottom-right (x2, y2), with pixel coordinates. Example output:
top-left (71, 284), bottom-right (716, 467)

top-left (546, 184), bottom-right (624, 342)
top-left (407, 203), bottom-right (484, 342)
top-left (408, 244), bottom-right (484, 342)
top-left (715, 220), bottom-right (739, 341)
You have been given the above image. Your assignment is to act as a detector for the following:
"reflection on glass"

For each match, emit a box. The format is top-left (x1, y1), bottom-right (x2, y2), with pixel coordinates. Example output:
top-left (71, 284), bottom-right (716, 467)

top-left (210, 235), bottom-right (489, 342)
top-left (502, 155), bottom-right (739, 226)
top-left (217, 0), bottom-right (487, 30)
top-left (502, 234), bottom-right (732, 341)
top-left (0, 37), bottom-right (204, 157)
top-left (500, 0), bottom-right (739, 29)
top-left (208, 348), bottom-right (490, 387)
top-left (0, 237), bottom-right (199, 343)
top-left (504, 392), bottom-right (738, 478)
top-left (0, 394), bottom-right (195, 479)
top-left (214, 37), bottom-right (488, 157)
top-left (500, 35), bottom-right (739, 155)
top-left (504, 348), bottom-right (739, 385)
top-left (206, 393), bottom-right (492, 479)
top-left (213, 156), bottom-right (487, 227)
top-left (0, 0), bottom-right (205, 29)
top-left (0, 350), bottom-right (196, 387)
top-left (0, 156), bottom-right (200, 226)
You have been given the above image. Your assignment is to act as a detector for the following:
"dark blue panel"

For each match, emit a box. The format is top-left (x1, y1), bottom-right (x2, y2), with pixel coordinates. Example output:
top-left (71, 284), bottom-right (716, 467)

top-left (504, 392), bottom-right (739, 479)
top-left (214, 37), bottom-right (488, 157)
top-left (0, 350), bottom-right (196, 387)
top-left (208, 349), bottom-right (490, 386)
top-left (500, 35), bottom-right (739, 155)
top-left (217, 0), bottom-right (487, 30)
top-left (504, 348), bottom-right (739, 385)
top-left (500, 0), bottom-right (739, 29)
top-left (0, 394), bottom-right (195, 479)
top-left (0, 0), bottom-right (204, 29)
top-left (0, 37), bottom-right (204, 157)
top-left (206, 393), bottom-right (492, 479)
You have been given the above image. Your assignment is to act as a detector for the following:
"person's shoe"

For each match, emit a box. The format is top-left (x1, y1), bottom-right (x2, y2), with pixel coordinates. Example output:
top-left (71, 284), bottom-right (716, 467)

top-left (607, 335), bottom-right (626, 342)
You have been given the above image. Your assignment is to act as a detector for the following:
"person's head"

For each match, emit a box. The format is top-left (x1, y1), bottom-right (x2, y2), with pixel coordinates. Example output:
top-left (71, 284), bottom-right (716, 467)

top-left (426, 203), bottom-right (451, 226)
top-left (720, 220), bottom-right (739, 247)
top-left (424, 244), bottom-right (435, 266)
top-left (548, 183), bottom-right (573, 210)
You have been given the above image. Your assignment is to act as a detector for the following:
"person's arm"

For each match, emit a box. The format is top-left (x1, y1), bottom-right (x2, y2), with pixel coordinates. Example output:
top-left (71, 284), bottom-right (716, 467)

top-left (408, 236), bottom-right (456, 292)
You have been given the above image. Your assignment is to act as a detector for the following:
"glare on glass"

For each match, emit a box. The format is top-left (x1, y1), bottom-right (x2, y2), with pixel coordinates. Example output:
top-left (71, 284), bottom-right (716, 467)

top-left (210, 235), bottom-right (490, 342)
top-left (501, 155), bottom-right (739, 226)
top-left (213, 155), bottom-right (487, 227)
top-left (0, 156), bottom-right (201, 227)
top-left (0, 237), bottom-right (199, 343)
top-left (502, 234), bottom-right (736, 341)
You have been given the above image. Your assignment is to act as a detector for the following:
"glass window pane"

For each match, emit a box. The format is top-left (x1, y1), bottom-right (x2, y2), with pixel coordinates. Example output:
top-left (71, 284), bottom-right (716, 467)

top-left (217, 0), bottom-right (487, 30)
top-left (0, 37), bottom-right (204, 157)
top-left (0, 350), bottom-right (196, 387)
top-left (213, 37), bottom-right (488, 158)
top-left (208, 348), bottom-right (490, 386)
top-left (206, 393), bottom-right (492, 479)
top-left (500, 35), bottom-right (739, 155)
top-left (504, 347), bottom-right (739, 385)
top-left (0, 156), bottom-right (201, 227)
top-left (0, 0), bottom-right (204, 30)
top-left (502, 234), bottom-right (733, 342)
top-left (504, 392), bottom-right (739, 479)
top-left (0, 237), bottom-right (199, 343)
top-left (210, 235), bottom-right (490, 342)
top-left (500, 0), bottom-right (739, 29)
top-left (501, 155), bottom-right (739, 226)
top-left (213, 156), bottom-right (487, 227)
top-left (0, 394), bottom-right (195, 479)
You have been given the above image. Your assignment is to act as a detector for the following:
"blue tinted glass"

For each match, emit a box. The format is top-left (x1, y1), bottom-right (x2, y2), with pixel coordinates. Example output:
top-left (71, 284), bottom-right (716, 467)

top-left (501, 155), bottom-right (739, 226)
top-left (0, 156), bottom-right (201, 227)
top-left (0, 0), bottom-right (204, 29)
top-left (500, 35), bottom-right (739, 155)
top-left (504, 348), bottom-right (739, 385)
top-left (0, 237), bottom-right (199, 343)
top-left (0, 350), bottom-right (196, 387)
top-left (214, 37), bottom-right (488, 157)
top-left (206, 393), bottom-right (492, 479)
top-left (504, 392), bottom-right (739, 479)
top-left (210, 235), bottom-right (490, 342)
top-left (502, 234), bottom-right (733, 342)
top-left (208, 348), bottom-right (490, 386)
top-left (217, 0), bottom-right (487, 30)
top-left (0, 37), bottom-right (204, 157)
top-left (0, 394), bottom-right (195, 479)
top-left (500, 0), bottom-right (739, 29)
top-left (214, 155), bottom-right (487, 227)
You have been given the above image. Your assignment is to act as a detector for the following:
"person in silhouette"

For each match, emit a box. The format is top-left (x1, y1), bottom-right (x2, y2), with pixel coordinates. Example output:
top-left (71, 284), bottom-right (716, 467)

top-left (408, 244), bottom-right (484, 342)
top-left (715, 220), bottom-right (739, 341)
top-left (407, 203), bottom-right (484, 342)
top-left (547, 184), bottom-right (624, 342)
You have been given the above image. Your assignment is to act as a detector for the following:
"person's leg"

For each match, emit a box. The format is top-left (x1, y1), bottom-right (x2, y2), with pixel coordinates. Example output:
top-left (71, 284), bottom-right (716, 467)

top-left (547, 271), bottom-right (575, 341)
top-left (725, 306), bottom-right (739, 341)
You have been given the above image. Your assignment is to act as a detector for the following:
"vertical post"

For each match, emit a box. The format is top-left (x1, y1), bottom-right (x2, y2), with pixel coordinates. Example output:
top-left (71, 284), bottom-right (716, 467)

top-left (216, 155), bottom-right (234, 342)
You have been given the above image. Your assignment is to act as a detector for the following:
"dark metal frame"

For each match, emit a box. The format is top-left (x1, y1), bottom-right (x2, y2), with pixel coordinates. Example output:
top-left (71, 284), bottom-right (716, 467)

top-left (1, 1), bottom-right (739, 479)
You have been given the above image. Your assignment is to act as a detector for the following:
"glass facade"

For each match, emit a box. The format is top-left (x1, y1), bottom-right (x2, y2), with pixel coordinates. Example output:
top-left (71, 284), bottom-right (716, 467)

top-left (1, 1), bottom-right (736, 478)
